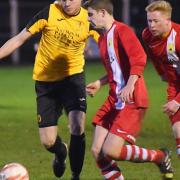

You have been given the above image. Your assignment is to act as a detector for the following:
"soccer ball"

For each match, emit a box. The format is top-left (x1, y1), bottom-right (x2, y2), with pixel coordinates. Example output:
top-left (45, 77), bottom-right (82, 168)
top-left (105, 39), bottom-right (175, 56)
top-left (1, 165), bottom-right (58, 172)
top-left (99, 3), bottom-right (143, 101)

top-left (0, 163), bottom-right (29, 180)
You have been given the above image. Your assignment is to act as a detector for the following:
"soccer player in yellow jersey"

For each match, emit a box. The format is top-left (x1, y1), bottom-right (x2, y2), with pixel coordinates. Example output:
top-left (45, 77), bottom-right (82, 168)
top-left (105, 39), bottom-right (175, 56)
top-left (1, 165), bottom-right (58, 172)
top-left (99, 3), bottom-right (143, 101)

top-left (0, 0), bottom-right (99, 179)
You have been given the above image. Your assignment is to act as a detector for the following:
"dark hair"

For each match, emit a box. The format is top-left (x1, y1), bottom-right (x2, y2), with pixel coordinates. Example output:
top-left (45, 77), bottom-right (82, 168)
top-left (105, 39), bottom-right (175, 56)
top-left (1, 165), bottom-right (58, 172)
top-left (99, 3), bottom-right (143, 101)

top-left (87, 0), bottom-right (113, 15)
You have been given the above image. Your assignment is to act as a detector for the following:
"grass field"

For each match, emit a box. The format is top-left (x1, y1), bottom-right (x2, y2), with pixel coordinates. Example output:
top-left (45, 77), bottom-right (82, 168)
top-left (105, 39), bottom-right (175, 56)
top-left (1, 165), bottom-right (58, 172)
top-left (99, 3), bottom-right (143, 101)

top-left (0, 62), bottom-right (179, 180)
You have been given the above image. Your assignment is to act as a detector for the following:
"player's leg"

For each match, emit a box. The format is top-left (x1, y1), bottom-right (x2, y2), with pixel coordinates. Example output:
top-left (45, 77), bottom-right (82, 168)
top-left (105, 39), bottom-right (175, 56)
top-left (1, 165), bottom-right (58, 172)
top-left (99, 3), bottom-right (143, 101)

top-left (39, 126), bottom-right (67, 177)
top-left (91, 125), bottom-right (108, 159)
top-left (68, 110), bottom-right (86, 180)
top-left (35, 80), bottom-right (67, 178)
top-left (171, 111), bottom-right (180, 159)
top-left (92, 97), bottom-right (125, 180)
top-left (102, 105), bottom-right (174, 179)
top-left (62, 72), bottom-right (87, 180)
top-left (103, 132), bottom-right (164, 163)
top-left (92, 125), bottom-right (124, 180)
top-left (103, 133), bottom-right (173, 179)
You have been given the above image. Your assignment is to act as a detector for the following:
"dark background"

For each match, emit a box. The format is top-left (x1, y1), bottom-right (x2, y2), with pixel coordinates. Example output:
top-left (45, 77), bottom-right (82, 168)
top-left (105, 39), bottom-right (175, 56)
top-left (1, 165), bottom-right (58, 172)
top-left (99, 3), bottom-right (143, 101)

top-left (0, 0), bottom-right (179, 64)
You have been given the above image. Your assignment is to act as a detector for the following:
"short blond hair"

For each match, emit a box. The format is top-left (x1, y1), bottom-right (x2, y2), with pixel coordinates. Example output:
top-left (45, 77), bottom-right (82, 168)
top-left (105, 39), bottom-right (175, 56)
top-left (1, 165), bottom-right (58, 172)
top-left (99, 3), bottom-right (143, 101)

top-left (145, 0), bottom-right (172, 19)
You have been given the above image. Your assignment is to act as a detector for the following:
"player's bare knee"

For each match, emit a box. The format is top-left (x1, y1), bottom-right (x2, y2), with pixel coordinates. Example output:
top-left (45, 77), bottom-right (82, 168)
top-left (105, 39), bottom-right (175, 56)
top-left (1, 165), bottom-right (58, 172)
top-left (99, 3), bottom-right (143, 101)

top-left (102, 146), bottom-right (120, 160)
top-left (41, 138), bottom-right (56, 149)
top-left (172, 121), bottom-right (180, 137)
top-left (91, 146), bottom-right (101, 159)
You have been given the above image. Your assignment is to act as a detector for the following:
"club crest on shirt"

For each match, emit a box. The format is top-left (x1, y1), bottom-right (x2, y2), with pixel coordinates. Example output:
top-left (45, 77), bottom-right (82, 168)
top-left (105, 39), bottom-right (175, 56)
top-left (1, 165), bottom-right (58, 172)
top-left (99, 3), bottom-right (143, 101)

top-left (167, 29), bottom-right (179, 62)
top-left (167, 43), bottom-right (175, 53)
top-left (108, 38), bottom-right (113, 48)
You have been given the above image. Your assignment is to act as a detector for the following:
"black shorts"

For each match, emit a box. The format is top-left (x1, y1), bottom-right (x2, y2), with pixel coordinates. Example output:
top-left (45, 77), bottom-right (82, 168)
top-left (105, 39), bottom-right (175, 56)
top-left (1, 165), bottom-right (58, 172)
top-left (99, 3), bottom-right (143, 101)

top-left (35, 72), bottom-right (87, 128)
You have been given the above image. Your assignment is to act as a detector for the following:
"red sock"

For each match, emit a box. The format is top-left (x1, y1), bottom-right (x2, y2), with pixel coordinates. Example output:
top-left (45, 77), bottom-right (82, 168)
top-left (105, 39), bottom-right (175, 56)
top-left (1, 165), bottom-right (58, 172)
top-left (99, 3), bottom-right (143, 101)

top-left (176, 138), bottom-right (180, 158)
top-left (96, 157), bottom-right (124, 179)
top-left (119, 145), bottom-right (165, 164)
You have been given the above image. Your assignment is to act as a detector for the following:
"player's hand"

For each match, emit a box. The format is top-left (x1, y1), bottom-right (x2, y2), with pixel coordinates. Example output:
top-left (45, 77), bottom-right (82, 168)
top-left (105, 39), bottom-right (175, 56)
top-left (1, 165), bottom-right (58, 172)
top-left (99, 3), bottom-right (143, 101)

top-left (86, 80), bottom-right (101, 97)
top-left (119, 84), bottom-right (134, 103)
top-left (163, 100), bottom-right (180, 116)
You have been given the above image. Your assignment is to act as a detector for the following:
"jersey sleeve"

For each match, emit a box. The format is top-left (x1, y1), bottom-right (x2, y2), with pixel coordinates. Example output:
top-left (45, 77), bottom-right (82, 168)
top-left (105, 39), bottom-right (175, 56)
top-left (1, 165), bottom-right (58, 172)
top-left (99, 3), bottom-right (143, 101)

top-left (89, 29), bottom-right (99, 43)
top-left (26, 6), bottom-right (49, 35)
top-left (117, 24), bottom-right (147, 76)
top-left (142, 29), bottom-right (165, 77)
top-left (174, 92), bottom-right (180, 103)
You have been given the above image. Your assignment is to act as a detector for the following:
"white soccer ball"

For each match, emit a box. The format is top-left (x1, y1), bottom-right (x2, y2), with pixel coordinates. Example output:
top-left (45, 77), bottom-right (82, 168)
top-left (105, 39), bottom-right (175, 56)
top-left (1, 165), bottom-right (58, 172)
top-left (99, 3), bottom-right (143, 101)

top-left (0, 163), bottom-right (29, 180)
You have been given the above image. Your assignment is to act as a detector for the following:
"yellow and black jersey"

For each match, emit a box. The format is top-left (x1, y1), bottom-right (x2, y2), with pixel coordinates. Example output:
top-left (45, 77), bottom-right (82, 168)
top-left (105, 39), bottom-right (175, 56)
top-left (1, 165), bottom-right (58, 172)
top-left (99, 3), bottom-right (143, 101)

top-left (26, 3), bottom-right (99, 81)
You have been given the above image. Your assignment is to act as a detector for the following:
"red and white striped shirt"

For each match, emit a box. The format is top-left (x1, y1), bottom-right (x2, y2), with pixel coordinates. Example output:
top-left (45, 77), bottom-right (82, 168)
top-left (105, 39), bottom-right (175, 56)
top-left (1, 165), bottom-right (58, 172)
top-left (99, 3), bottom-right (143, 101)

top-left (98, 21), bottom-right (148, 109)
top-left (142, 22), bottom-right (180, 103)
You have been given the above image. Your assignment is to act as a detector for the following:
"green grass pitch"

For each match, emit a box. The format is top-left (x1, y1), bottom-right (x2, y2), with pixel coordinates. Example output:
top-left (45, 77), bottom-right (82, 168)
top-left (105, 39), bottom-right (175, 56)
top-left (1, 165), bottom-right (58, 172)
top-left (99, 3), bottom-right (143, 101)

top-left (0, 62), bottom-right (179, 179)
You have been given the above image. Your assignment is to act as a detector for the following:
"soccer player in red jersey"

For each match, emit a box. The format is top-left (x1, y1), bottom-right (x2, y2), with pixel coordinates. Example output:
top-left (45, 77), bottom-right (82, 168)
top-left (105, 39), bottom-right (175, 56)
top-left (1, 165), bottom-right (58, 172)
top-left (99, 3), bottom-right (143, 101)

top-left (142, 0), bottom-right (180, 159)
top-left (86, 0), bottom-right (173, 179)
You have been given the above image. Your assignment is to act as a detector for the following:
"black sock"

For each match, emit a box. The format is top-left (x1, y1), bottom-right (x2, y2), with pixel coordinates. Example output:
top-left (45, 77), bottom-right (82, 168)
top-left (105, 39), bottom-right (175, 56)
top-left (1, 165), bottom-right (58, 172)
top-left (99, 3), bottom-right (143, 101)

top-left (69, 133), bottom-right (86, 178)
top-left (47, 136), bottom-right (67, 162)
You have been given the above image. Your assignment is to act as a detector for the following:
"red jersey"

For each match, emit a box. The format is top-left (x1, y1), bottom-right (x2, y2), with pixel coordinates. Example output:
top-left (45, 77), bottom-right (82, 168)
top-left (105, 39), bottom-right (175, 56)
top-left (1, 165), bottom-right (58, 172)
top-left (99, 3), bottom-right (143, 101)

top-left (98, 21), bottom-right (148, 109)
top-left (142, 22), bottom-right (180, 103)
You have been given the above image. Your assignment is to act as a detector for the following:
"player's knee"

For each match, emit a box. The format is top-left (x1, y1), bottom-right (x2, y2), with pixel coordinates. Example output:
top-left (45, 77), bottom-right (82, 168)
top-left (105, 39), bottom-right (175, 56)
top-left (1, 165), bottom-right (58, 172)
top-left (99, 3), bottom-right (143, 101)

top-left (172, 122), bottom-right (180, 137)
top-left (91, 146), bottom-right (101, 159)
top-left (102, 146), bottom-right (120, 160)
top-left (68, 110), bottom-right (85, 135)
top-left (41, 137), bottom-right (56, 149)
top-left (70, 123), bottom-right (84, 135)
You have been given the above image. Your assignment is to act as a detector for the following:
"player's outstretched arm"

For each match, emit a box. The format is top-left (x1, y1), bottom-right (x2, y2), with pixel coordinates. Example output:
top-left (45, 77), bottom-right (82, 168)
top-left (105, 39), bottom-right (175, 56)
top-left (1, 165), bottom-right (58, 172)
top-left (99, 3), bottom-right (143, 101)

top-left (86, 75), bottom-right (108, 97)
top-left (0, 28), bottom-right (32, 60)
top-left (86, 80), bottom-right (101, 97)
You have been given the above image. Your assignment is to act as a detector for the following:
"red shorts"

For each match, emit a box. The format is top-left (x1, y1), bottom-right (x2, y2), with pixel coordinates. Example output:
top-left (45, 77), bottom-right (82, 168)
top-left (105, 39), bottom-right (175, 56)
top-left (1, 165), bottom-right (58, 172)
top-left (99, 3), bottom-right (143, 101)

top-left (167, 85), bottom-right (180, 124)
top-left (93, 97), bottom-right (146, 144)
top-left (169, 109), bottom-right (180, 125)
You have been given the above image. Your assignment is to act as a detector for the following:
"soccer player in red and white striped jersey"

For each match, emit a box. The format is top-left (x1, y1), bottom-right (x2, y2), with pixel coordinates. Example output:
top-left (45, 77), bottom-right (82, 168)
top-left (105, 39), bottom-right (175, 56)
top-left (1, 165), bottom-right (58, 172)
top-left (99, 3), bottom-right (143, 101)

top-left (86, 0), bottom-right (174, 179)
top-left (142, 0), bottom-right (180, 160)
